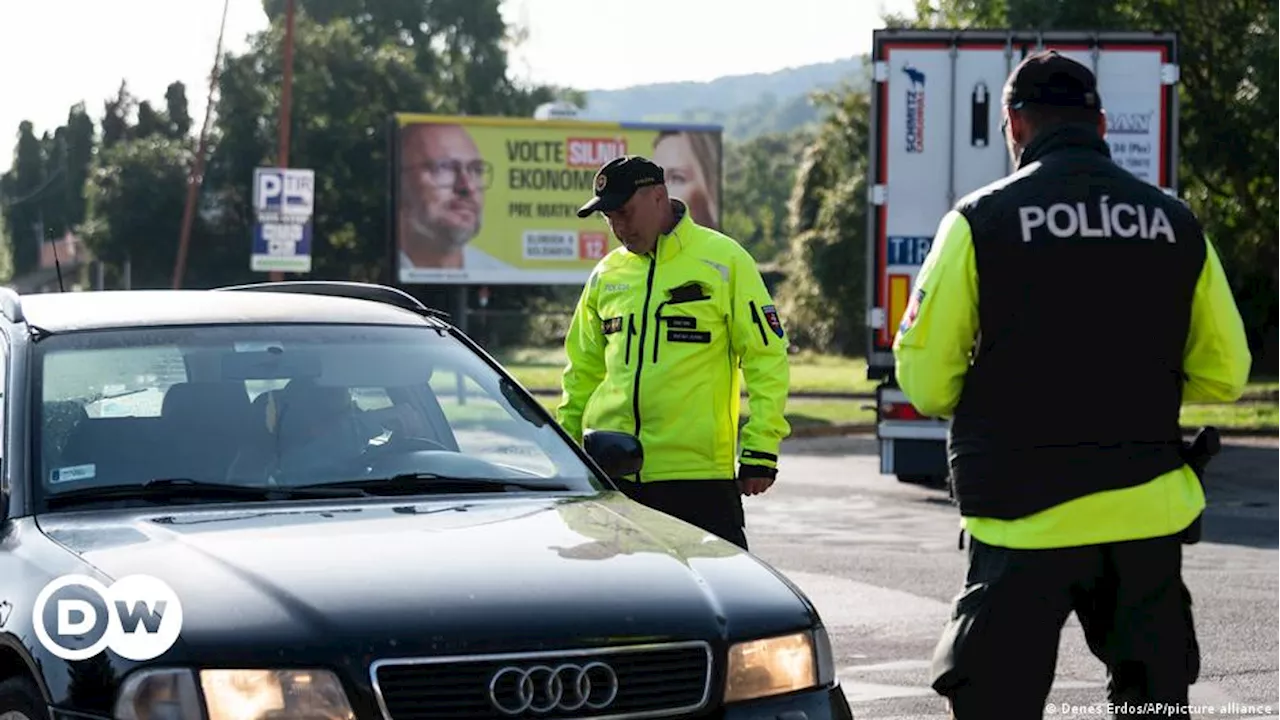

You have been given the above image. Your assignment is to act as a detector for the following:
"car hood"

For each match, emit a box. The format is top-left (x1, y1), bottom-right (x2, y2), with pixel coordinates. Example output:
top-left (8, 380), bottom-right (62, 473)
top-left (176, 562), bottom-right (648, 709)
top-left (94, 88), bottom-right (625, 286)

top-left (34, 491), bottom-right (817, 661)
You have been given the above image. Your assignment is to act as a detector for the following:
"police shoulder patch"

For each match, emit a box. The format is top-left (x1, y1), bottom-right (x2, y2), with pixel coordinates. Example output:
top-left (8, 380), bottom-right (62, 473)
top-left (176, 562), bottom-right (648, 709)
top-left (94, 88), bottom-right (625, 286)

top-left (899, 288), bottom-right (925, 334)
top-left (762, 304), bottom-right (784, 338)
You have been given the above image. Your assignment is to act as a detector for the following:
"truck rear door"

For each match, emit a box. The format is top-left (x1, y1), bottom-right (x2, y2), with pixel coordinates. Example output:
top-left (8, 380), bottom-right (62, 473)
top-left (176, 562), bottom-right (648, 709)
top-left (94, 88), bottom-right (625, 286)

top-left (865, 30), bottom-right (1180, 375)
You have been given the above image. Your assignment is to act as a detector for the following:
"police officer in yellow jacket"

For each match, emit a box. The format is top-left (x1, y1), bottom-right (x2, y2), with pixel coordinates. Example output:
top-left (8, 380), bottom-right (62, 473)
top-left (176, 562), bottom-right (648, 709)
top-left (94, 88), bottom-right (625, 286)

top-left (893, 51), bottom-right (1252, 719)
top-left (558, 155), bottom-right (791, 551)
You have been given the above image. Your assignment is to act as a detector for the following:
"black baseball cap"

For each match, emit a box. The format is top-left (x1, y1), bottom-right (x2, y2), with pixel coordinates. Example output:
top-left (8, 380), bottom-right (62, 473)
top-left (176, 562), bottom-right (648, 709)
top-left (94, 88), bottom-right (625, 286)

top-left (576, 155), bottom-right (665, 218)
top-left (1003, 50), bottom-right (1101, 111)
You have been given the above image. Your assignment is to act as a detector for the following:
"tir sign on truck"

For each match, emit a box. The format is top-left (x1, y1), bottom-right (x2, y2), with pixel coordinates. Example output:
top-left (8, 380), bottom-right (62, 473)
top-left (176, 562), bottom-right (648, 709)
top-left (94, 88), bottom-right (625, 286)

top-left (865, 29), bottom-right (1180, 488)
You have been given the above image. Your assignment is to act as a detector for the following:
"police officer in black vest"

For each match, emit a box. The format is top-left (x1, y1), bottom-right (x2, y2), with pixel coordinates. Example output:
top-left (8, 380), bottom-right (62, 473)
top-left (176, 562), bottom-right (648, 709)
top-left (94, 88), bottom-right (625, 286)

top-left (892, 50), bottom-right (1252, 719)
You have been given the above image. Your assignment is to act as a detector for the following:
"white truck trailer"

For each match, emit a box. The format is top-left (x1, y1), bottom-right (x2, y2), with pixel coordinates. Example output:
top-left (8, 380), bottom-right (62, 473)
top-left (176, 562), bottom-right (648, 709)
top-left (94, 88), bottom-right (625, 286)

top-left (865, 29), bottom-right (1181, 487)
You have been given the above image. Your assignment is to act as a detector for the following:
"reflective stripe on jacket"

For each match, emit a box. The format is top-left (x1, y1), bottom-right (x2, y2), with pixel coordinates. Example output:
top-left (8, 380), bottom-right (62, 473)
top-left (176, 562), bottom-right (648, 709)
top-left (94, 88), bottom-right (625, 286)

top-left (557, 202), bottom-right (791, 481)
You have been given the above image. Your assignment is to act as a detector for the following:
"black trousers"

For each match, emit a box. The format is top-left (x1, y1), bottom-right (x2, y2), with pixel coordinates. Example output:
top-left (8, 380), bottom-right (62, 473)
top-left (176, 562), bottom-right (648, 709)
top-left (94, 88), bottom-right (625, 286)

top-left (616, 478), bottom-right (749, 550)
top-left (931, 533), bottom-right (1199, 720)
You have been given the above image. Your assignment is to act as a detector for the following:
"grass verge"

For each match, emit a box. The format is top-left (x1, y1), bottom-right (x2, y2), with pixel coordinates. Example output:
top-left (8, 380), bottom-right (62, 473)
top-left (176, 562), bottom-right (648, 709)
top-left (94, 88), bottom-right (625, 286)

top-left (499, 347), bottom-right (1278, 399)
top-left (498, 348), bottom-right (882, 395)
top-left (1179, 401), bottom-right (1278, 430)
top-left (523, 396), bottom-right (1276, 434)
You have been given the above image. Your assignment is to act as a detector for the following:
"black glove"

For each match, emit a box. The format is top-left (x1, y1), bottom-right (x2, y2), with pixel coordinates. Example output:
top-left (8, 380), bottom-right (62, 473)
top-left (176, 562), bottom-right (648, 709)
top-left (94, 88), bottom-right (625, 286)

top-left (738, 463), bottom-right (777, 480)
top-left (1178, 427), bottom-right (1221, 545)
top-left (737, 463), bottom-right (777, 496)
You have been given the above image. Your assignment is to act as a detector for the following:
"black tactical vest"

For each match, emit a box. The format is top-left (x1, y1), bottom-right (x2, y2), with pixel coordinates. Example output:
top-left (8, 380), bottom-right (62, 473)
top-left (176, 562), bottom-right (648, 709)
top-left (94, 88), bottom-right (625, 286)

top-left (949, 124), bottom-right (1207, 520)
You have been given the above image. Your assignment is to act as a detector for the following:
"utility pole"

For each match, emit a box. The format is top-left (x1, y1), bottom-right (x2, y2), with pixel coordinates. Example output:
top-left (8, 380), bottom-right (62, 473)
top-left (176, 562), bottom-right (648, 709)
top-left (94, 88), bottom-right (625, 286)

top-left (271, 0), bottom-right (297, 283)
top-left (172, 0), bottom-right (231, 289)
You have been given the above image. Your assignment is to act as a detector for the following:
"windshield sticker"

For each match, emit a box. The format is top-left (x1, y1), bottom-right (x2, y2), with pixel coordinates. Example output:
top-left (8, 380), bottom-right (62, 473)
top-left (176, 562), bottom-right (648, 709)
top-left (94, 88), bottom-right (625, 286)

top-left (50, 464), bottom-right (96, 484)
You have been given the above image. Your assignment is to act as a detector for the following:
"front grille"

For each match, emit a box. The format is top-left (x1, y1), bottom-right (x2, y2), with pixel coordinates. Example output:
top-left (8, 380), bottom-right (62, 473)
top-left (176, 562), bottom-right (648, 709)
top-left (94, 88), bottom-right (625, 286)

top-left (371, 641), bottom-right (713, 720)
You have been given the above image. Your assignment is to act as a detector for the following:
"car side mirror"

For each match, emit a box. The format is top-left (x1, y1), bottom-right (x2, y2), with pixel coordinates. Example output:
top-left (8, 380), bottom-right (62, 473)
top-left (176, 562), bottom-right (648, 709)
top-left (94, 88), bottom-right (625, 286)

top-left (582, 430), bottom-right (643, 480)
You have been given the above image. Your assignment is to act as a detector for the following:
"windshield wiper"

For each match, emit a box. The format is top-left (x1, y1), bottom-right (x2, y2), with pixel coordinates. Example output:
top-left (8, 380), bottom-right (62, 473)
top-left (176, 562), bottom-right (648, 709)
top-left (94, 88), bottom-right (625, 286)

top-left (44, 478), bottom-right (370, 509)
top-left (296, 474), bottom-right (572, 496)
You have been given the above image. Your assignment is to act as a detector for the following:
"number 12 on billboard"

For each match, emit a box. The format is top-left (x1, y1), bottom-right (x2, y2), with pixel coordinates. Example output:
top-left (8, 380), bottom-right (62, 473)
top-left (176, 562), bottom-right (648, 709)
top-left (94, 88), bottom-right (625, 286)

top-left (579, 232), bottom-right (609, 261)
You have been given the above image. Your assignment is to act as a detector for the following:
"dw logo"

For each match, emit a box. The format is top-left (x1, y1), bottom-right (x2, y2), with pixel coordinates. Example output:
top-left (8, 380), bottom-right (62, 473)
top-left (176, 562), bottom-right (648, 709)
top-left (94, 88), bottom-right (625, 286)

top-left (32, 574), bottom-right (184, 661)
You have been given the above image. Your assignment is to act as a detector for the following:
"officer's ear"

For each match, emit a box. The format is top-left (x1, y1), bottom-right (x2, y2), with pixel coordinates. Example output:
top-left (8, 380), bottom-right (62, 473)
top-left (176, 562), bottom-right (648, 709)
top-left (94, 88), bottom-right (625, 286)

top-left (1004, 107), bottom-right (1028, 145)
top-left (1095, 109), bottom-right (1108, 139)
top-left (651, 184), bottom-right (669, 206)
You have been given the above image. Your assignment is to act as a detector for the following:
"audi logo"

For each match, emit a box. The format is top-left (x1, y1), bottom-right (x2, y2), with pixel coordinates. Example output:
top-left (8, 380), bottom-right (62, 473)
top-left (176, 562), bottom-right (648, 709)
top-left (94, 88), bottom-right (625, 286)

top-left (487, 661), bottom-right (620, 715)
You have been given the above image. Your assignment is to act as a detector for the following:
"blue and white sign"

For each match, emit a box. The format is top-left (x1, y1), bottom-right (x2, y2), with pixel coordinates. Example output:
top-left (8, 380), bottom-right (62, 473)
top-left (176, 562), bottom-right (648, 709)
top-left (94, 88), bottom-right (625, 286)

top-left (251, 167), bottom-right (315, 273)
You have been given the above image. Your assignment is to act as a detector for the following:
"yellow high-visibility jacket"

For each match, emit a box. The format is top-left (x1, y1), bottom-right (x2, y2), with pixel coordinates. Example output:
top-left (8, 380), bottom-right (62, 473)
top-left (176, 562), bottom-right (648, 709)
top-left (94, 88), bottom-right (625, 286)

top-left (557, 204), bottom-right (791, 481)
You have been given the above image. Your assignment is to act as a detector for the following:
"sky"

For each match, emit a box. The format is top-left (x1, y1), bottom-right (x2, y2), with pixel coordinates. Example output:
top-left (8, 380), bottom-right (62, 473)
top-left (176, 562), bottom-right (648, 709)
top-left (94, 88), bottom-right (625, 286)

top-left (0, 0), bottom-right (917, 174)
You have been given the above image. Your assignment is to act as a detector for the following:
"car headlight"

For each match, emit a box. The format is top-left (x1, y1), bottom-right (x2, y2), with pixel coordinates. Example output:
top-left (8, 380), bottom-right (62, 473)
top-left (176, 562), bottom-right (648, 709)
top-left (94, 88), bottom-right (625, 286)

top-left (114, 668), bottom-right (355, 720)
top-left (723, 627), bottom-right (837, 704)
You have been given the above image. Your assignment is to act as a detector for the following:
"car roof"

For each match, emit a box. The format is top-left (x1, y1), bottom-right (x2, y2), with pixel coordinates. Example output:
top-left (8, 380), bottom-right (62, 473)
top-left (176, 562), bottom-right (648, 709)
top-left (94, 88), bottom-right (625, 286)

top-left (15, 289), bottom-right (439, 333)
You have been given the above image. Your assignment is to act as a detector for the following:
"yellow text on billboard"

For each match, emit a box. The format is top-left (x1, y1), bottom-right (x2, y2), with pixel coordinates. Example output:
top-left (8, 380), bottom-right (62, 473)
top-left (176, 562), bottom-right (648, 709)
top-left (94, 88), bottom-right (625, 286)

top-left (393, 114), bottom-right (722, 285)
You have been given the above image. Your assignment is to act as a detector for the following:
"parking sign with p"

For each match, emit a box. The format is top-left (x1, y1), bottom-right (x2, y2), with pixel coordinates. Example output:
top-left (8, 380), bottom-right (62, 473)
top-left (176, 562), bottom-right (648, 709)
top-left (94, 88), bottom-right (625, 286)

top-left (255, 168), bottom-right (315, 216)
top-left (252, 167), bottom-right (315, 273)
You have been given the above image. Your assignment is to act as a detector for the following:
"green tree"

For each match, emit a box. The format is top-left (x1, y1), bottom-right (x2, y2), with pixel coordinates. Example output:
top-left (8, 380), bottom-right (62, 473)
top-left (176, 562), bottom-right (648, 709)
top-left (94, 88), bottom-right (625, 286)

top-left (64, 103), bottom-right (97, 230)
top-left (259, 0), bottom-right (548, 115)
top-left (722, 129), bottom-right (812, 264)
top-left (101, 81), bottom-right (136, 150)
top-left (2, 121), bottom-right (47, 276)
top-left (165, 82), bottom-right (193, 138)
top-left (194, 2), bottom-right (559, 290)
top-left (38, 127), bottom-right (69, 238)
top-left (775, 86), bottom-right (871, 355)
top-left (80, 135), bottom-right (199, 287)
top-left (199, 12), bottom-right (443, 285)
top-left (0, 101), bottom-right (99, 284)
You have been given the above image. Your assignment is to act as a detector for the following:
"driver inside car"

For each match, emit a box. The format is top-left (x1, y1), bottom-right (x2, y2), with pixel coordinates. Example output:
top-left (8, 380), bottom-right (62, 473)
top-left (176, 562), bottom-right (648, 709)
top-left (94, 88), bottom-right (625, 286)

top-left (270, 379), bottom-right (385, 483)
top-left (225, 379), bottom-right (385, 485)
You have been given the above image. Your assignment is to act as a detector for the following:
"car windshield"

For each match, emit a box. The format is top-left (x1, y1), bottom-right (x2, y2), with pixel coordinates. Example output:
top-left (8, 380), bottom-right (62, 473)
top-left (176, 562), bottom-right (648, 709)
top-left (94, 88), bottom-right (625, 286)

top-left (34, 323), bottom-right (601, 505)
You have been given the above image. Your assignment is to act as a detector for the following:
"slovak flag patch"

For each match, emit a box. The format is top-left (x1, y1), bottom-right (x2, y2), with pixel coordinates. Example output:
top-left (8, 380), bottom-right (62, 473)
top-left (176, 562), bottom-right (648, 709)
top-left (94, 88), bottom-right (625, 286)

top-left (900, 288), bottom-right (925, 334)
top-left (762, 304), bottom-right (785, 338)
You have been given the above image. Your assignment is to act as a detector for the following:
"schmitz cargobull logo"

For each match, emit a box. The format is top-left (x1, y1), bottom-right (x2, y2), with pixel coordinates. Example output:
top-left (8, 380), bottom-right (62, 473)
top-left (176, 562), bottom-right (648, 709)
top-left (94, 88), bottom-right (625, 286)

top-left (903, 64), bottom-right (926, 153)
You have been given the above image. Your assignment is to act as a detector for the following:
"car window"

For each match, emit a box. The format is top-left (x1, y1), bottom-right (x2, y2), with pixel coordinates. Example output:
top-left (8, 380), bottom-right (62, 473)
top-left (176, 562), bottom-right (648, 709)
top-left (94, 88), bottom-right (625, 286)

top-left (44, 346), bottom-right (187, 419)
top-left (34, 324), bottom-right (599, 503)
top-left (431, 371), bottom-right (557, 477)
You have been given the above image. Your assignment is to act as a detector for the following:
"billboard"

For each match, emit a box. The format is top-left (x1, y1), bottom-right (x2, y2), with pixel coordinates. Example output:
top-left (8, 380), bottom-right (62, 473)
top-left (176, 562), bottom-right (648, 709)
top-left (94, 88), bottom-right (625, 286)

top-left (391, 114), bottom-right (723, 285)
top-left (865, 30), bottom-right (1179, 373)
top-left (252, 167), bottom-right (315, 273)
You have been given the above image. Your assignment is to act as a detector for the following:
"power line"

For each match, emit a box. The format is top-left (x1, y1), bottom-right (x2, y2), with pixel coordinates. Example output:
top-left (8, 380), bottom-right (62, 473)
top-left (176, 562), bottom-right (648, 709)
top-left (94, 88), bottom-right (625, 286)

top-left (0, 166), bottom-right (64, 209)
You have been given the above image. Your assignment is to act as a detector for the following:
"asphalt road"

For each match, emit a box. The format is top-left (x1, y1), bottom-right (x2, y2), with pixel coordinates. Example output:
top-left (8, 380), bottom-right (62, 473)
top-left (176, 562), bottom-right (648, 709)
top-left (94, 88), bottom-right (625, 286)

top-left (743, 434), bottom-right (1279, 720)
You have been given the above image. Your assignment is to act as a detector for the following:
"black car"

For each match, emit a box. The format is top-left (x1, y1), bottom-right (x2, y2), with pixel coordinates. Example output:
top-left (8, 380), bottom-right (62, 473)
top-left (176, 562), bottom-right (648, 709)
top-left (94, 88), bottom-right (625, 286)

top-left (0, 281), bottom-right (852, 720)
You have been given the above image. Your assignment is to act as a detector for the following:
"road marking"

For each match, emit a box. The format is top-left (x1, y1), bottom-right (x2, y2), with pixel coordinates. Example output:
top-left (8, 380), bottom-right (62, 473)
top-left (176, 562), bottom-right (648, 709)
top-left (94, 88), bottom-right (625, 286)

top-left (776, 569), bottom-right (950, 629)
top-left (843, 659), bottom-right (932, 673)
top-left (783, 567), bottom-right (1275, 716)
top-left (841, 678), bottom-right (936, 703)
